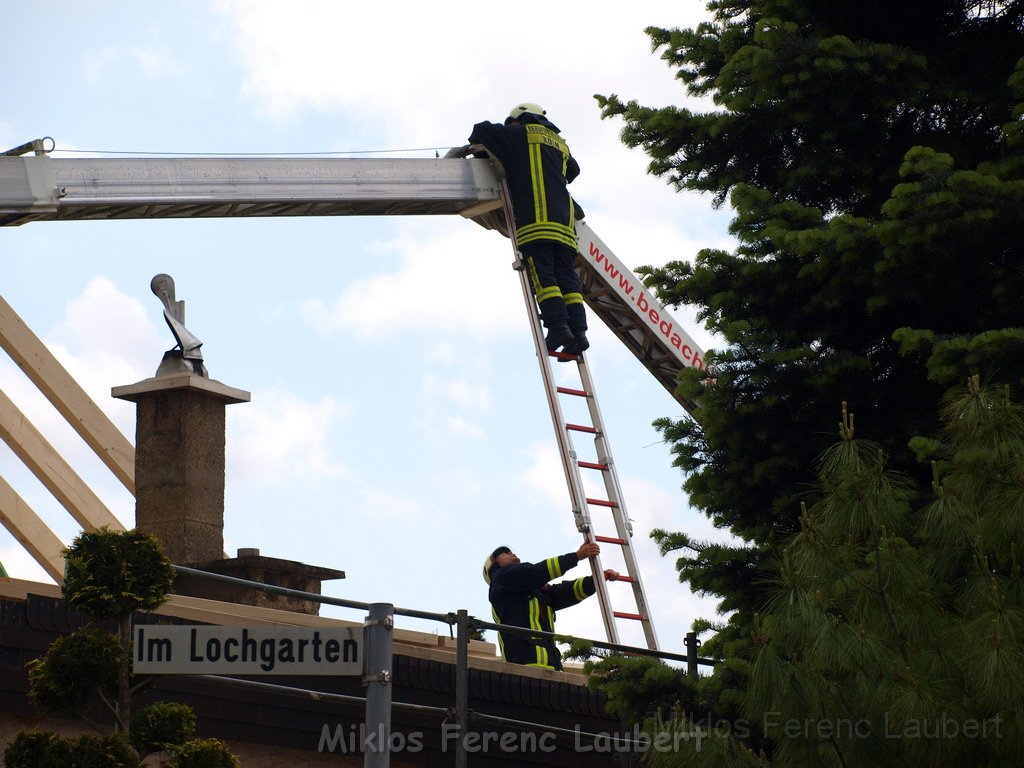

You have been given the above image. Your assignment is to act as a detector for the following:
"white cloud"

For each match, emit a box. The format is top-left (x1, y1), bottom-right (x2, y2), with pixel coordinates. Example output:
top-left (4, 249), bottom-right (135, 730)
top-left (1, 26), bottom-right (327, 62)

top-left (228, 388), bottom-right (351, 482)
top-left (429, 466), bottom-right (482, 504)
top-left (0, 541), bottom-right (54, 585)
top-left (85, 43), bottom-right (184, 85)
top-left (131, 46), bottom-right (185, 77)
top-left (52, 276), bottom-right (164, 380)
top-left (215, 0), bottom-right (712, 144)
top-left (85, 45), bottom-right (120, 85)
top-left (218, 1), bottom-right (491, 125)
top-left (442, 415), bottom-right (486, 442)
top-left (519, 441), bottom-right (567, 510)
top-left (347, 479), bottom-right (430, 524)
top-left (299, 223), bottom-right (521, 340)
top-left (421, 373), bottom-right (490, 411)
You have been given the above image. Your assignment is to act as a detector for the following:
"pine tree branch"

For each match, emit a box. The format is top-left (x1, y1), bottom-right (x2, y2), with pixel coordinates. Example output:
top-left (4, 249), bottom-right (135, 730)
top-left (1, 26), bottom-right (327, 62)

top-left (826, 733), bottom-right (849, 768)
top-left (823, 678), bottom-right (914, 768)
top-left (870, 523), bottom-right (909, 662)
top-left (843, 568), bottom-right (880, 596)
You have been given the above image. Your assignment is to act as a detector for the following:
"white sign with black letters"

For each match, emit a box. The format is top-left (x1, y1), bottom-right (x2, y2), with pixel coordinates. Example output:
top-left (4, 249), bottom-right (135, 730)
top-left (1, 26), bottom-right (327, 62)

top-left (134, 625), bottom-right (361, 676)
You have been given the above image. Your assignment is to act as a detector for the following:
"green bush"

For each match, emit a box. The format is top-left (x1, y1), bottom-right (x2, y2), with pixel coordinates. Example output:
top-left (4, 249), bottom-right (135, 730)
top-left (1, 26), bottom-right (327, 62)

top-left (130, 701), bottom-right (197, 756)
top-left (166, 738), bottom-right (240, 768)
top-left (62, 527), bottom-right (174, 619)
top-left (12, 528), bottom-right (237, 768)
top-left (27, 625), bottom-right (123, 717)
top-left (66, 733), bottom-right (140, 768)
top-left (2, 730), bottom-right (72, 768)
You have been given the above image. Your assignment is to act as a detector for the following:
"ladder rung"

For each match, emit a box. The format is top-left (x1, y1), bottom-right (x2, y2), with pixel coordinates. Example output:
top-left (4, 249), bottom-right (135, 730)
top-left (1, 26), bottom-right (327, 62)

top-left (614, 611), bottom-right (647, 621)
top-left (557, 386), bottom-right (590, 397)
top-left (499, 180), bottom-right (657, 650)
top-left (549, 350), bottom-right (580, 361)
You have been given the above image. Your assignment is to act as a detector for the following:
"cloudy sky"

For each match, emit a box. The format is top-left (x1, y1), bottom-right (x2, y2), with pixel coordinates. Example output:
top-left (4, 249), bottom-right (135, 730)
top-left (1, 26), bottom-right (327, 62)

top-left (1, 1), bottom-right (735, 655)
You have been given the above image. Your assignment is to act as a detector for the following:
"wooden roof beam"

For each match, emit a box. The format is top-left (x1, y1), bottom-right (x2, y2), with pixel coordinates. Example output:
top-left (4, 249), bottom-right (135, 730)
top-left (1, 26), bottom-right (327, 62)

top-left (0, 389), bottom-right (126, 533)
top-left (0, 476), bottom-right (65, 582)
top-left (0, 295), bottom-right (135, 493)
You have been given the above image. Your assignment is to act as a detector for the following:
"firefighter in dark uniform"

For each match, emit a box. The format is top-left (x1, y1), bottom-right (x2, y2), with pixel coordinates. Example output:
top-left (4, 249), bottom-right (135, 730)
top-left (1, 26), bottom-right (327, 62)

top-left (469, 103), bottom-right (589, 355)
top-left (483, 542), bottom-right (619, 670)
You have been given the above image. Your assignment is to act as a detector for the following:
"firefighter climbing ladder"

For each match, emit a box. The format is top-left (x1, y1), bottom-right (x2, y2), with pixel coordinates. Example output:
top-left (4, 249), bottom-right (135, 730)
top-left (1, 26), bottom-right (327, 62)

top-left (498, 181), bottom-right (659, 650)
top-left (0, 145), bottom-right (708, 650)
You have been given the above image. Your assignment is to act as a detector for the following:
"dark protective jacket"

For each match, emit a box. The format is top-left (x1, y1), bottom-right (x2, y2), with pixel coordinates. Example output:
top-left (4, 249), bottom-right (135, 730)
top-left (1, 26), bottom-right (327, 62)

top-left (469, 114), bottom-right (580, 250)
top-left (487, 552), bottom-right (596, 670)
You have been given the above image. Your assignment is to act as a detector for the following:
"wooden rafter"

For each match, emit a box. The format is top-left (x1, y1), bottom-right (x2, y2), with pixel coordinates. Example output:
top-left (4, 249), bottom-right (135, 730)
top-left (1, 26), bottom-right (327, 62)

top-left (0, 295), bottom-right (135, 493)
top-left (0, 389), bottom-right (125, 533)
top-left (0, 475), bottom-right (65, 581)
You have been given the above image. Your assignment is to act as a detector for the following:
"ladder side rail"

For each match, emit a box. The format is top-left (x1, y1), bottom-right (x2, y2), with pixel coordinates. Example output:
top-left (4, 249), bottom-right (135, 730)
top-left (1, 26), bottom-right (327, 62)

top-left (497, 180), bottom-right (619, 645)
top-left (577, 358), bottom-right (660, 650)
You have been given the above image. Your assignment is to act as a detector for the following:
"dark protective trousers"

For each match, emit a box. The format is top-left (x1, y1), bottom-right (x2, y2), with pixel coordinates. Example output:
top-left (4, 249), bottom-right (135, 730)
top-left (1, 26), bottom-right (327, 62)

top-left (520, 240), bottom-right (587, 333)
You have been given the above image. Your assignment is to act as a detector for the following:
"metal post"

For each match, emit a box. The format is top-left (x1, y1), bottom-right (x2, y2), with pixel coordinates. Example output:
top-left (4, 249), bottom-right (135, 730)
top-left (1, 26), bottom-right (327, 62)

top-left (455, 609), bottom-right (470, 768)
top-left (364, 603), bottom-right (394, 768)
top-left (684, 632), bottom-right (699, 679)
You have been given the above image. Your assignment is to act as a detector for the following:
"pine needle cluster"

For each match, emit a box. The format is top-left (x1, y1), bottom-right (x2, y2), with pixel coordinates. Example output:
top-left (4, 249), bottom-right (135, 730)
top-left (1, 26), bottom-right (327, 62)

top-left (616, 380), bottom-right (1024, 767)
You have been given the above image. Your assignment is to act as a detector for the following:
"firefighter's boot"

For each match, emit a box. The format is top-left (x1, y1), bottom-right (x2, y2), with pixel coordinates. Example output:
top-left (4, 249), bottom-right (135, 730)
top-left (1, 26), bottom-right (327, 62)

top-left (545, 323), bottom-right (574, 352)
top-left (566, 302), bottom-right (590, 355)
top-left (539, 296), bottom-right (572, 352)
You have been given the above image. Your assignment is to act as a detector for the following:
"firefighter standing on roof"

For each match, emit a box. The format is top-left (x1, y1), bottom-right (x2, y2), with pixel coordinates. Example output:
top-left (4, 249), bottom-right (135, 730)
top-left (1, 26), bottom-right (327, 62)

top-left (483, 543), bottom-right (619, 670)
top-left (470, 103), bottom-right (589, 355)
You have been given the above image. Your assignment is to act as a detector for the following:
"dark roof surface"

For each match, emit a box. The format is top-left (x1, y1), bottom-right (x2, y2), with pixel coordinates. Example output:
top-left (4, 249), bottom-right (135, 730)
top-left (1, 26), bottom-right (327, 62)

top-left (1, 594), bottom-right (632, 767)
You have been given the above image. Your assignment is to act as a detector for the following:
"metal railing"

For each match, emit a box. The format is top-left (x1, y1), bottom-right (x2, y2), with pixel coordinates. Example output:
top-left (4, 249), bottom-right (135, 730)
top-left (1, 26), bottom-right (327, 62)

top-left (169, 564), bottom-right (717, 768)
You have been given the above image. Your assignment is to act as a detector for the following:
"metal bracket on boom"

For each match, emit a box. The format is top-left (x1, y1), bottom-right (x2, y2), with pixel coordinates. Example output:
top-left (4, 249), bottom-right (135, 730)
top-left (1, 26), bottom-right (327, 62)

top-left (2, 137), bottom-right (54, 157)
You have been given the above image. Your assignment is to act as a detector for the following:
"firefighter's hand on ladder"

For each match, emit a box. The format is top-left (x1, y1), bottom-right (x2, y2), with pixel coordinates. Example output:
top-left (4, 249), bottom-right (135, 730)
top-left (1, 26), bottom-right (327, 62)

top-left (576, 541), bottom-right (600, 560)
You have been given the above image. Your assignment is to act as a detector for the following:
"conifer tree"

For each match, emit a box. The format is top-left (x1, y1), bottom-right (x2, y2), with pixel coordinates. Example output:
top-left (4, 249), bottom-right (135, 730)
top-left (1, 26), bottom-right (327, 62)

top-left (595, 0), bottom-right (1024, 647)
top-left (587, 375), bottom-right (1024, 766)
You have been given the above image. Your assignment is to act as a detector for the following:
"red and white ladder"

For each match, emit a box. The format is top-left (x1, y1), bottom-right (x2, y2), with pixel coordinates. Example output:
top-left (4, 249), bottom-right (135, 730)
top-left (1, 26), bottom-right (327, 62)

top-left (498, 181), bottom-right (659, 650)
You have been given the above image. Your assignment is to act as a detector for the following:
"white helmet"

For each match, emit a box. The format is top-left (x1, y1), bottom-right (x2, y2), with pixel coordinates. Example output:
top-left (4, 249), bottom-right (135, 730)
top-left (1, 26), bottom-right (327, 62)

top-left (508, 102), bottom-right (546, 120)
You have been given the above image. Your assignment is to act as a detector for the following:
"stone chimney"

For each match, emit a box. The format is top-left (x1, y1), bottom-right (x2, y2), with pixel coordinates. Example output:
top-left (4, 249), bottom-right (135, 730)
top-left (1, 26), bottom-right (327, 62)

top-left (112, 373), bottom-right (249, 564)
top-left (111, 275), bottom-right (344, 615)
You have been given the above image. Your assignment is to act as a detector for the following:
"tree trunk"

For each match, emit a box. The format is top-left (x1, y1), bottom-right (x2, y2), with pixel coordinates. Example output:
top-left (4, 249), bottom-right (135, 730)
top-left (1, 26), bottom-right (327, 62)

top-left (117, 614), bottom-right (132, 733)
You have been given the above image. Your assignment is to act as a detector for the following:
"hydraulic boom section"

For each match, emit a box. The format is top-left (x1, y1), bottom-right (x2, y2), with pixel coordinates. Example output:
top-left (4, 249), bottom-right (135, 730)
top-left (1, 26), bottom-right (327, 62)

top-left (0, 147), bottom-right (706, 410)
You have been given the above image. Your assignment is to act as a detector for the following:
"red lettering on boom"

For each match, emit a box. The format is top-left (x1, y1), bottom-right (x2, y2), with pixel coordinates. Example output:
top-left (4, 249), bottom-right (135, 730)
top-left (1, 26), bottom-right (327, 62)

top-left (589, 241), bottom-right (635, 296)
top-left (590, 245), bottom-right (714, 365)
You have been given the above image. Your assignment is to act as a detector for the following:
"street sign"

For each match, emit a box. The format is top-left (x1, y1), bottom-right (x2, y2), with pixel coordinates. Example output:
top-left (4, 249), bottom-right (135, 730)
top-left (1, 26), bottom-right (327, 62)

top-left (134, 625), bottom-right (361, 676)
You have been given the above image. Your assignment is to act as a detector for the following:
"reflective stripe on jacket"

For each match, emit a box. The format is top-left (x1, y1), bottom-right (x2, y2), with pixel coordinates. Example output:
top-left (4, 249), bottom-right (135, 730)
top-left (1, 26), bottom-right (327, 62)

top-left (487, 552), bottom-right (595, 670)
top-left (469, 116), bottom-right (580, 250)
